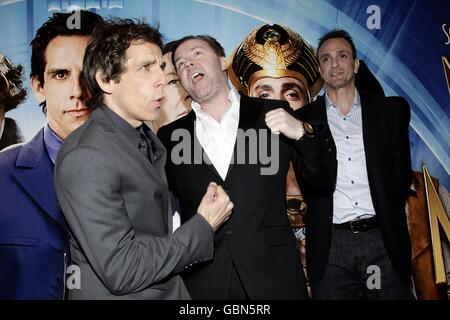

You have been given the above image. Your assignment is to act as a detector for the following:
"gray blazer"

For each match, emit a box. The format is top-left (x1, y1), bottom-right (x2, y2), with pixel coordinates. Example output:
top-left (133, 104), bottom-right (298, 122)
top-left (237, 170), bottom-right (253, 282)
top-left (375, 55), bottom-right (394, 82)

top-left (54, 105), bottom-right (214, 299)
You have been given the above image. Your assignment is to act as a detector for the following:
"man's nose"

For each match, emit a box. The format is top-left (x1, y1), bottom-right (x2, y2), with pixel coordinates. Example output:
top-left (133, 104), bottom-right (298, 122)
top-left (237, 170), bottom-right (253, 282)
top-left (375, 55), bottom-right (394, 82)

top-left (185, 59), bottom-right (194, 70)
top-left (155, 66), bottom-right (165, 88)
top-left (275, 93), bottom-right (284, 101)
top-left (331, 57), bottom-right (338, 68)
top-left (71, 75), bottom-right (83, 99)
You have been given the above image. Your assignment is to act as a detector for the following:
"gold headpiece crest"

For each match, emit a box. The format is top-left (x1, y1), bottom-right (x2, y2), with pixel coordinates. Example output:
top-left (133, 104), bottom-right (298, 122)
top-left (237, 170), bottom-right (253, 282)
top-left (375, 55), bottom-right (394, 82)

top-left (228, 24), bottom-right (323, 99)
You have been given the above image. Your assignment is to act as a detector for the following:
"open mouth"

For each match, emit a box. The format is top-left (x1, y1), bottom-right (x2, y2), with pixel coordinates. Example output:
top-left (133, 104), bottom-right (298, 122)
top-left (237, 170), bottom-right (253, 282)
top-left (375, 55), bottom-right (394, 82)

top-left (191, 72), bottom-right (204, 82)
top-left (330, 71), bottom-right (344, 77)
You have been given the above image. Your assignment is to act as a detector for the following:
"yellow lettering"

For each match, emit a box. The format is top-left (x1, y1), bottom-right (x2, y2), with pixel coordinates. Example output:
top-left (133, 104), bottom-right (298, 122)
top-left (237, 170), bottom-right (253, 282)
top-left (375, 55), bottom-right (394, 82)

top-left (443, 24), bottom-right (450, 45)
top-left (443, 56), bottom-right (450, 95)
top-left (423, 165), bottom-right (450, 284)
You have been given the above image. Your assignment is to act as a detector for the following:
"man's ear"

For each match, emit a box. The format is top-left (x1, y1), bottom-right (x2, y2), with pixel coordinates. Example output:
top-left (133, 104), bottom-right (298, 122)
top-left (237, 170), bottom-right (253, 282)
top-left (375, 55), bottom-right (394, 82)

top-left (30, 76), bottom-right (46, 103)
top-left (354, 58), bottom-right (360, 74)
top-left (95, 70), bottom-right (113, 95)
top-left (219, 56), bottom-right (227, 71)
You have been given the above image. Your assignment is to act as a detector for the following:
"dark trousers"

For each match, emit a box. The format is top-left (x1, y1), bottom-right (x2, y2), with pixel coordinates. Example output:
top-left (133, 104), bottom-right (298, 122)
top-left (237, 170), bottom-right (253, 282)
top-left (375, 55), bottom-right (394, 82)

top-left (312, 227), bottom-right (411, 300)
top-left (228, 261), bottom-right (249, 300)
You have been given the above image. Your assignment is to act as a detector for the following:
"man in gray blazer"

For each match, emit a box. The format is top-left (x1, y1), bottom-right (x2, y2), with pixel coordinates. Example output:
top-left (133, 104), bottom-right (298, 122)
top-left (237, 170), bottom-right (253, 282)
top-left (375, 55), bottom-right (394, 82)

top-left (54, 19), bottom-right (233, 299)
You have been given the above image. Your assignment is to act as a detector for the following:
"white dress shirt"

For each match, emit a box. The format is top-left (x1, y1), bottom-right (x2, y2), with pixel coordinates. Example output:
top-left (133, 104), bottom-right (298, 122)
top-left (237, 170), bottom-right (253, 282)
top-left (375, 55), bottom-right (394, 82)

top-left (326, 89), bottom-right (376, 223)
top-left (191, 87), bottom-right (240, 180)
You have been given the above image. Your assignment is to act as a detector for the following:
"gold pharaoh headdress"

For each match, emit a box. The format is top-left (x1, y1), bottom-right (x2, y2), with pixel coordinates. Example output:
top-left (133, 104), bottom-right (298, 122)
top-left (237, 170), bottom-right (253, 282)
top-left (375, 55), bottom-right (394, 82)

top-left (228, 24), bottom-right (323, 99)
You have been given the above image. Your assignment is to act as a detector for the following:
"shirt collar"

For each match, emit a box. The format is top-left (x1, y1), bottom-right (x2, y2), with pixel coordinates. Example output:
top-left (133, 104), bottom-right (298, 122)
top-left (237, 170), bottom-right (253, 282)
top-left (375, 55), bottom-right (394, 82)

top-left (325, 88), bottom-right (361, 113)
top-left (44, 124), bottom-right (64, 164)
top-left (102, 105), bottom-right (142, 148)
top-left (191, 86), bottom-right (240, 122)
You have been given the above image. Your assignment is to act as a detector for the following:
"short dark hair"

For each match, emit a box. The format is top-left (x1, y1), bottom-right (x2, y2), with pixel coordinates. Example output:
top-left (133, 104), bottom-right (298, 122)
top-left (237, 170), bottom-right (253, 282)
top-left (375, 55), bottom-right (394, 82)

top-left (317, 29), bottom-right (357, 59)
top-left (30, 10), bottom-right (103, 112)
top-left (170, 35), bottom-right (226, 68)
top-left (162, 40), bottom-right (178, 55)
top-left (83, 19), bottom-right (163, 109)
top-left (0, 53), bottom-right (26, 112)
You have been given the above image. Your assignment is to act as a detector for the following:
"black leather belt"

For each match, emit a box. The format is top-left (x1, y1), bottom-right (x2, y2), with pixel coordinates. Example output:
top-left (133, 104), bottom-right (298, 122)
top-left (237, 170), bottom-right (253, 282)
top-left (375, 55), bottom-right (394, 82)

top-left (333, 216), bottom-right (378, 233)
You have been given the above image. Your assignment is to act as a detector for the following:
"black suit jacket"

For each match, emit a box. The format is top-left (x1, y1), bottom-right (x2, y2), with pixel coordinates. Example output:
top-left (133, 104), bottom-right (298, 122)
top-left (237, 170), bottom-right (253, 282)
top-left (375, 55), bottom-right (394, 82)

top-left (158, 94), bottom-right (335, 299)
top-left (297, 93), bottom-right (412, 286)
top-left (0, 117), bottom-right (22, 151)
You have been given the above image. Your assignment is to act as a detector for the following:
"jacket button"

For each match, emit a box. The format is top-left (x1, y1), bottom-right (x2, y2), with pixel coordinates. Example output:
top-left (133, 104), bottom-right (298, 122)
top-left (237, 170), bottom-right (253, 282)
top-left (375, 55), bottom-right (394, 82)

top-left (226, 230), bottom-right (234, 236)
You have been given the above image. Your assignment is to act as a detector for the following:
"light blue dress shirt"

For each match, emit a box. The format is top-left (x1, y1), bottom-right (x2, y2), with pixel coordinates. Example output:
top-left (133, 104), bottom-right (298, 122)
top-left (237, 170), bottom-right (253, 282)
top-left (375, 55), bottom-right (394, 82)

top-left (326, 89), bottom-right (376, 224)
top-left (43, 124), bottom-right (63, 165)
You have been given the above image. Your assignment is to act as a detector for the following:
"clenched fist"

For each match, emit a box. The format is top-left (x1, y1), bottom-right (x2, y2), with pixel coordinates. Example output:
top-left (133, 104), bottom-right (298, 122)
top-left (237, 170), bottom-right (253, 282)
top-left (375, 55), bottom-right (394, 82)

top-left (197, 182), bottom-right (234, 231)
top-left (265, 108), bottom-right (304, 140)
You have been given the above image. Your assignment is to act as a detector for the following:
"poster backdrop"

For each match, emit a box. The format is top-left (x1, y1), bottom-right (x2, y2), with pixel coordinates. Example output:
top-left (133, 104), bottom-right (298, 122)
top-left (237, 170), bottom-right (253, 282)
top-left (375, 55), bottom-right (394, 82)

top-left (0, 0), bottom-right (449, 190)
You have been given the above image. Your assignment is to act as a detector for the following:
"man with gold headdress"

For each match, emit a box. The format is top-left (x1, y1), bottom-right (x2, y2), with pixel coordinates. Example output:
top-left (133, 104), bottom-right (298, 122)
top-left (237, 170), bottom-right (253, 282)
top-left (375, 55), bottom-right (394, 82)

top-left (229, 24), bottom-right (323, 109)
top-left (228, 24), bottom-right (323, 295)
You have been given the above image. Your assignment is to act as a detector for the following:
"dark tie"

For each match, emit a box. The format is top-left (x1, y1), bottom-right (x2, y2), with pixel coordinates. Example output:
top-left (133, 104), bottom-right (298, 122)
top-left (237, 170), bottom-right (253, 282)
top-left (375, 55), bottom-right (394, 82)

top-left (137, 126), bottom-right (154, 163)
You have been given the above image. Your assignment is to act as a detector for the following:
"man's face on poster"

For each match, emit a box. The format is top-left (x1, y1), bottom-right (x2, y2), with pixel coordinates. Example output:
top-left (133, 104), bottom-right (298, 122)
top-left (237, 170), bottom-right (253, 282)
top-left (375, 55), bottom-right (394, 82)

top-left (250, 76), bottom-right (309, 110)
top-left (31, 35), bottom-right (91, 139)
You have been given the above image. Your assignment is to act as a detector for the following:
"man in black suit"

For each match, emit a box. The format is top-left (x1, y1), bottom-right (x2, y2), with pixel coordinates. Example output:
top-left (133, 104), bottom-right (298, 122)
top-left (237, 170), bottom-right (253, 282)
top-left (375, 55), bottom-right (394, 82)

top-left (158, 35), bottom-right (335, 299)
top-left (297, 29), bottom-right (412, 299)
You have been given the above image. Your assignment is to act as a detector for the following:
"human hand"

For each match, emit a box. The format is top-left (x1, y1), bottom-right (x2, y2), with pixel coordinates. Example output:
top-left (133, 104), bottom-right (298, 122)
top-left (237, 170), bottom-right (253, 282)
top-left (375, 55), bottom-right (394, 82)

top-left (265, 108), bottom-right (304, 140)
top-left (197, 182), bottom-right (233, 231)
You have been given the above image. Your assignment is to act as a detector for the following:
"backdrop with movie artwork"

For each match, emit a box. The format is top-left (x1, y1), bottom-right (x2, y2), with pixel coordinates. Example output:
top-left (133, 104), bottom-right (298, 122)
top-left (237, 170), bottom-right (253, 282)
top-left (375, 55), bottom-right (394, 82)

top-left (0, 0), bottom-right (449, 191)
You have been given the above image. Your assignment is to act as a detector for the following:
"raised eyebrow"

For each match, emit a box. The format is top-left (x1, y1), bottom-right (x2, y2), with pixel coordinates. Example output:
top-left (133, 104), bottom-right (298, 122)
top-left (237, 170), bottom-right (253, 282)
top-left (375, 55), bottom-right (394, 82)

top-left (137, 59), bottom-right (157, 69)
top-left (337, 49), bottom-right (351, 55)
top-left (190, 46), bottom-right (205, 52)
top-left (281, 82), bottom-right (302, 90)
top-left (318, 53), bottom-right (330, 60)
top-left (175, 46), bottom-right (204, 63)
top-left (254, 84), bottom-right (273, 91)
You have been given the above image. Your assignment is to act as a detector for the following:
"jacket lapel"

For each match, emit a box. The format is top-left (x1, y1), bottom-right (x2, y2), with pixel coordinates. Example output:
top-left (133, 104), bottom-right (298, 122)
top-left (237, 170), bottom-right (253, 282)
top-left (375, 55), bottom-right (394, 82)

top-left (185, 111), bottom-right (223, 181)
top-left (224, 95), bottom-right (262, 181)
top-left (13, 129), bottom-right (66, 230)
top-left (360, 94), bottom-right (377, 181)
top-left (149, 129), bottom-right (168, 185)
top-left (96, 106), bottom-right (168, 188)
top-left (185, 95), bottom-right (267, 182)
top-left (95, 106), bottom-right (170, 231)
top-left (311, 95), bottom-right (328, 122)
